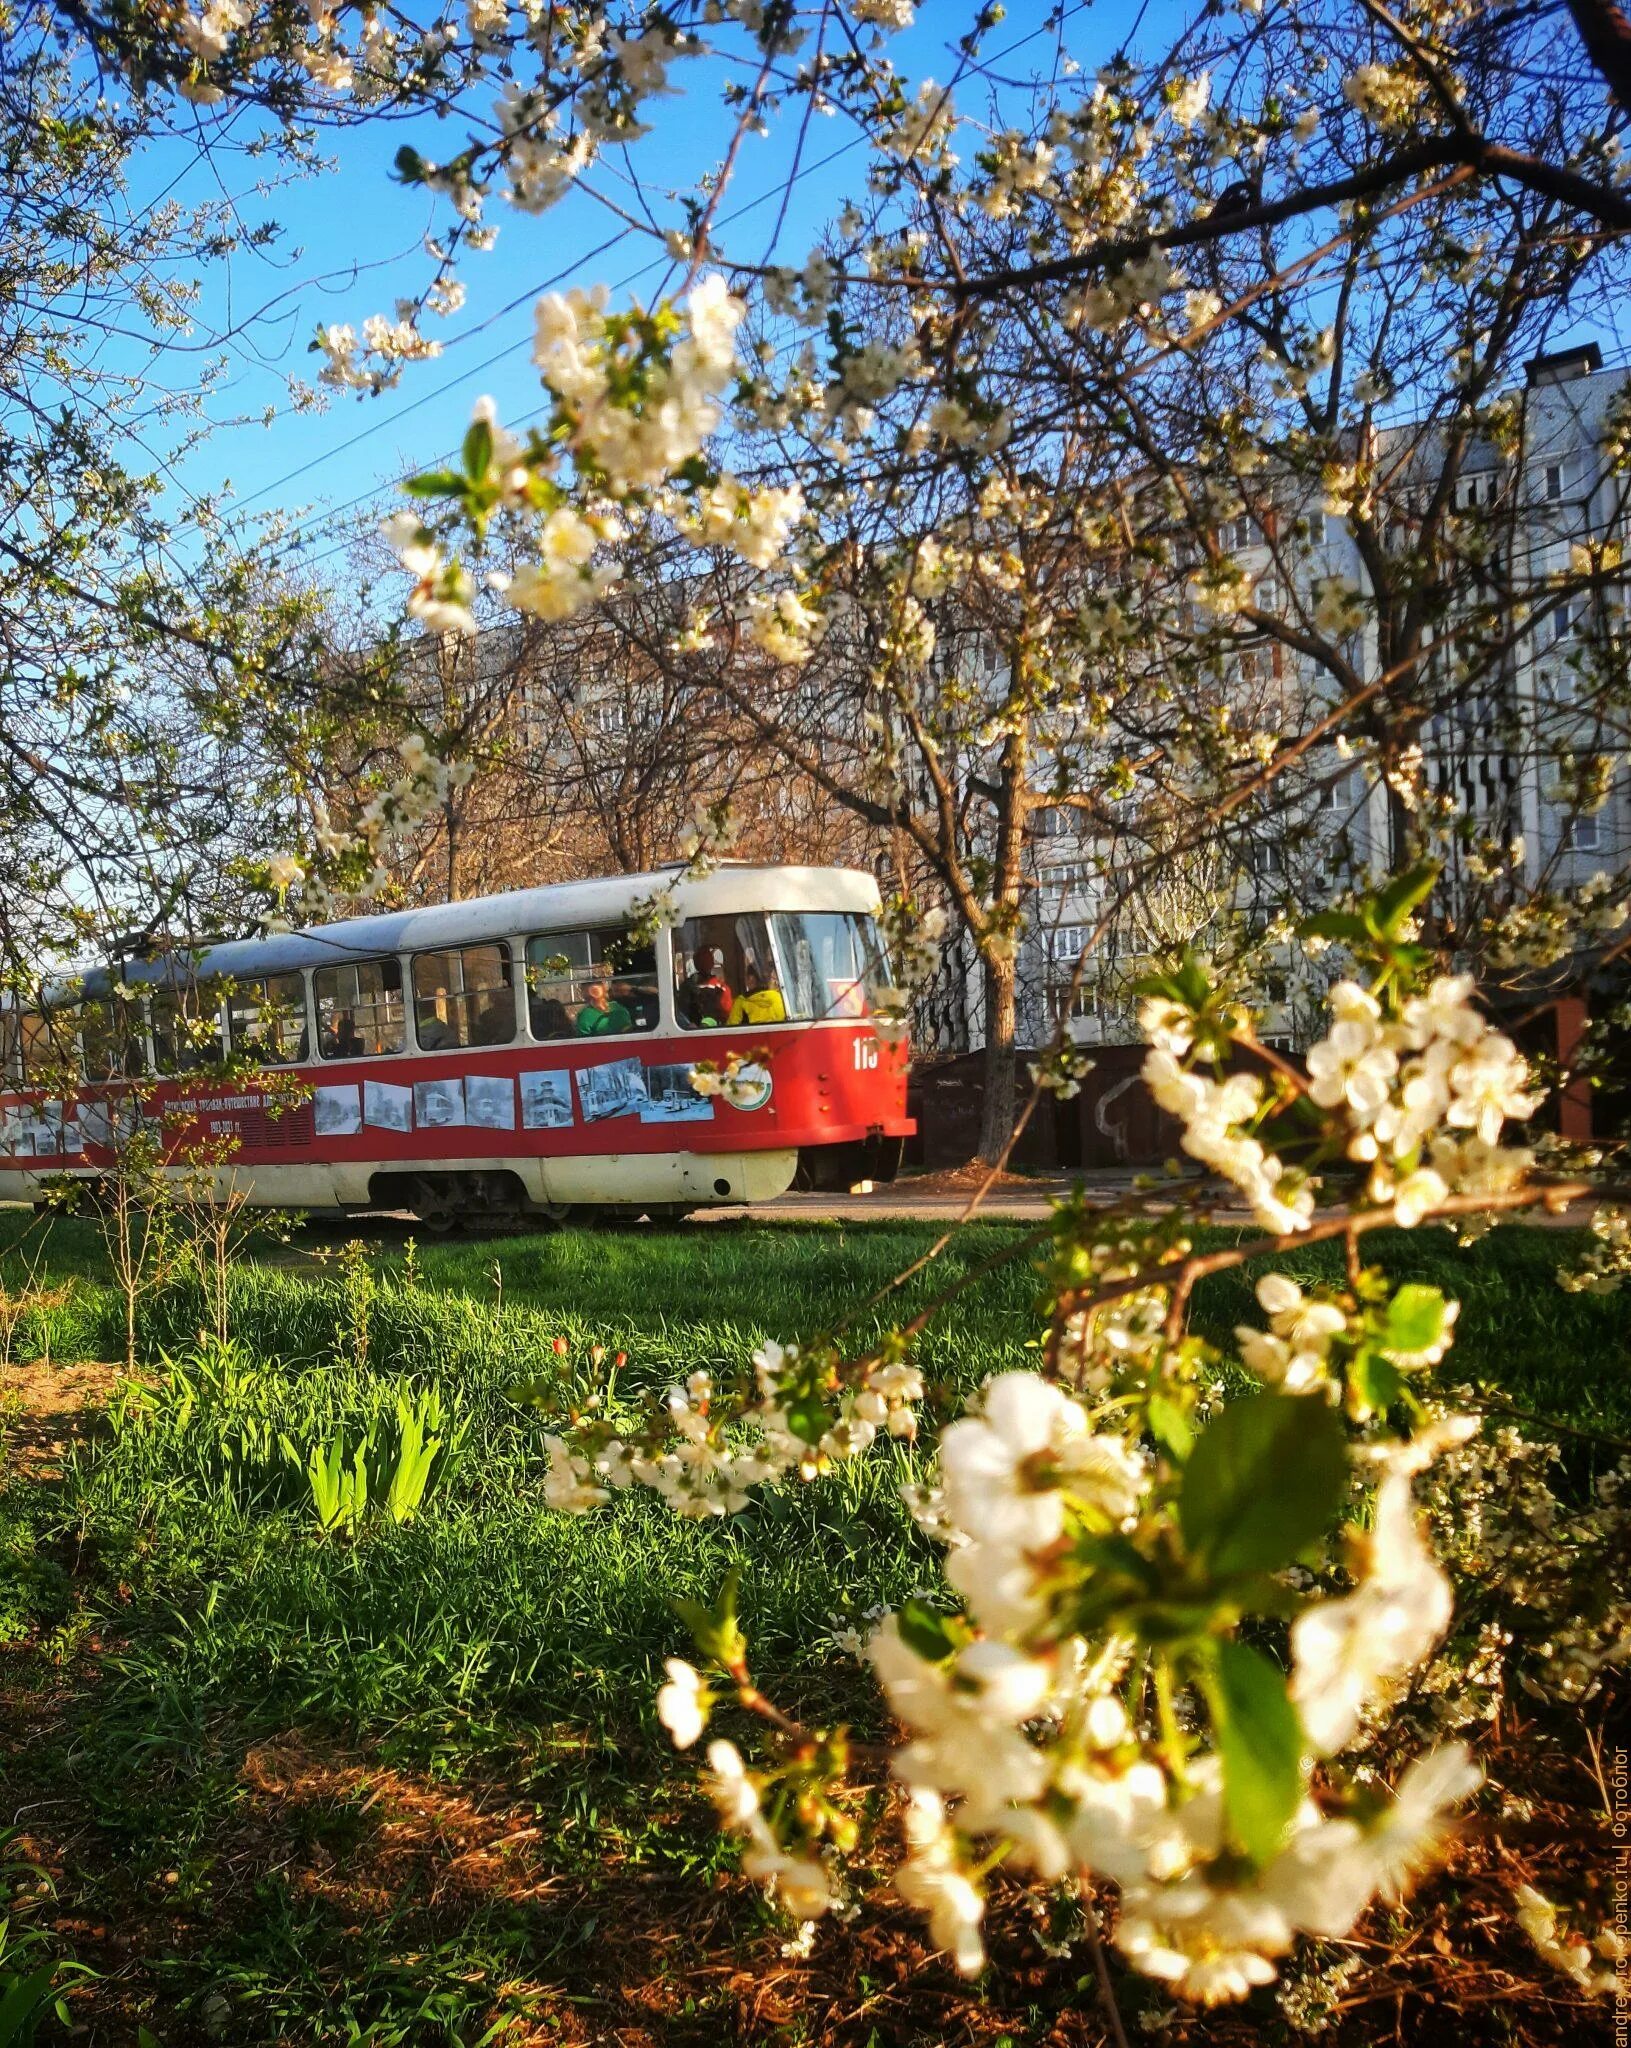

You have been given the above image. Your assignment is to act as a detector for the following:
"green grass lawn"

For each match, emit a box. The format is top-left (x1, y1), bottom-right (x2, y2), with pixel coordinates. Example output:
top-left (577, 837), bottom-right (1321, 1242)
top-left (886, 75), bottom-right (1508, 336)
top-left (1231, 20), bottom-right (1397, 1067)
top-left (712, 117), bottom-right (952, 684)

top-left (1, 1205), bottom-right (1626, 2045)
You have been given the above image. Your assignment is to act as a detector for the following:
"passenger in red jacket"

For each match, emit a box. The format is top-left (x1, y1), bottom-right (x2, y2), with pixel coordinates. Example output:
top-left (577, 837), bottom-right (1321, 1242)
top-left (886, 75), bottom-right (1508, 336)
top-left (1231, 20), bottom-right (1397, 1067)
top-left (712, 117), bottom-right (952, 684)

top-left (678, 946), bottom-right (733, 1028)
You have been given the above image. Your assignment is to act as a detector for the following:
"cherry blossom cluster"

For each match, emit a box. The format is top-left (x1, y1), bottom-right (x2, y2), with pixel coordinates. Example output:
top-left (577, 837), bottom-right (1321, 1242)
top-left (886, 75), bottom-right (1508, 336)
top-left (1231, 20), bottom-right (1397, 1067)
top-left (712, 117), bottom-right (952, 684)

top-left (873, 898), bottom-right (949, 1046)
top-left (625, 900), bottom-right (1605, 2004)
top-left (527, 1339), bottom-right (925, 1523)
top-left (1556, 1202), bottom-right (1631, 1292)
top-left (1514, 1883), bottom-right (1628, 1997)
top-left (655, 1356), bottom-right (1486, 2005)
top-left (1137, 918), bottom-right (1543, 1235)
top-left (1141, 1006), bottom-right (1317, 1233)
top-left (384, 275), bottom-right (822, 655)
top-left (262, 733), bottom-right (474, 925)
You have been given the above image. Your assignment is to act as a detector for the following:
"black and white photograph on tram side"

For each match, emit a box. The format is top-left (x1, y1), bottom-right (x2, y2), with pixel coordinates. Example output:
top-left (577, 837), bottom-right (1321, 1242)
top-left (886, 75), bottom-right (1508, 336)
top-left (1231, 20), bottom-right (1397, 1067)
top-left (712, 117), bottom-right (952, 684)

top-left (520, 1069), bottom-right (574, 1130)
top-left (314, 1083), bottom-right (363, 1137)
top-left (76, 1100), bottom-right (114, 1149)
top-left (465, 1074), bottom-right (517, 1131)
top-left (639, 1064), bottom-right (715, 1125)
top-left (414, 1076), bottom-right (465, 1130)
top-left (574, 1056), bottom-right (648, 1123)
top-left (364, 1080), bottom-right (414, 1132)
top-left (11, 1102), bottom-right (68, 1154)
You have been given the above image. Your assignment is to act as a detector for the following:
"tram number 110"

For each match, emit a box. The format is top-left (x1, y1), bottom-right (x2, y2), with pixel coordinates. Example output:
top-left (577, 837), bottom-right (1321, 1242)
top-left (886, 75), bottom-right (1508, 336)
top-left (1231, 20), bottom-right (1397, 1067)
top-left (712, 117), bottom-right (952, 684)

top-left (852, 1037), bottom-right (880, 1071)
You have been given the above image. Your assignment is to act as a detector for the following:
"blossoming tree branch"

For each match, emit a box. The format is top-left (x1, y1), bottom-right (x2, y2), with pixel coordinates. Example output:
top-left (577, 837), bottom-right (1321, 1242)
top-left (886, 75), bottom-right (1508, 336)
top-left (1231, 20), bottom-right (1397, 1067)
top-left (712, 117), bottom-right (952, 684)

top-left (35, 0), bottom-right (1631, 2021)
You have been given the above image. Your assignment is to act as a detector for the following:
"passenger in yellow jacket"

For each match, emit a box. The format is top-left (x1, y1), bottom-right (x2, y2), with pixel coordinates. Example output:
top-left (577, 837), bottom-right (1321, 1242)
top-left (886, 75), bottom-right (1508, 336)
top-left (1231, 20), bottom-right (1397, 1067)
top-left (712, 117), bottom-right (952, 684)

top-left (728, 972), bottom-right (787, 1026)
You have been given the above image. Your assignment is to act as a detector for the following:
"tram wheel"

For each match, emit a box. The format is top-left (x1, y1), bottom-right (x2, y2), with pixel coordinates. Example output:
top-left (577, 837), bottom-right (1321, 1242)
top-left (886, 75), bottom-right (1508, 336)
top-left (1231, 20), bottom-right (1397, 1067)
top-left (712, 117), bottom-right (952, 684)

top-left (411, 1174), bottom-right (462, 1235)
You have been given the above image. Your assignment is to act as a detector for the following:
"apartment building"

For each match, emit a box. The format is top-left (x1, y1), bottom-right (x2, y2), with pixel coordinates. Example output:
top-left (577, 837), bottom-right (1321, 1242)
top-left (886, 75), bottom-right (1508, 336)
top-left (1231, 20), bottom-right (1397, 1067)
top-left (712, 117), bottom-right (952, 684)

top-left (1018, 342), bottom-right (1631, 1059)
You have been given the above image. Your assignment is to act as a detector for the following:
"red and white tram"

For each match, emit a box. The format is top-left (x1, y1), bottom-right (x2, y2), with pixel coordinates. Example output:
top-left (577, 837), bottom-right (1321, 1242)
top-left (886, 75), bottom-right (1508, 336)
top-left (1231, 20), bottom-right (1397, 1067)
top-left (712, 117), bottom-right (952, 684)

top-left (0, 866), bottom-right (912, 1225)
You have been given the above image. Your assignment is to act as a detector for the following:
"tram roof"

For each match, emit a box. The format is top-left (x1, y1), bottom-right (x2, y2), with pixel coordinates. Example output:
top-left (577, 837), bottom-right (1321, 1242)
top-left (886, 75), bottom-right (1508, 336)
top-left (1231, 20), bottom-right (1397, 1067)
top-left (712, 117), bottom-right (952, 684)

top-left (27, 865), bottom-right (884, 1006)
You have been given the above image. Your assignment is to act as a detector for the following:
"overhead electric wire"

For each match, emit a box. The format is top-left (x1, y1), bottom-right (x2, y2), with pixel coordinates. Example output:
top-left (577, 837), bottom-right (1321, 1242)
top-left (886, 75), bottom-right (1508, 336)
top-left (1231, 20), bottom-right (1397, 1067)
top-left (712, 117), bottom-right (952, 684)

top-left (237, 2), bottom-right (1094, 566)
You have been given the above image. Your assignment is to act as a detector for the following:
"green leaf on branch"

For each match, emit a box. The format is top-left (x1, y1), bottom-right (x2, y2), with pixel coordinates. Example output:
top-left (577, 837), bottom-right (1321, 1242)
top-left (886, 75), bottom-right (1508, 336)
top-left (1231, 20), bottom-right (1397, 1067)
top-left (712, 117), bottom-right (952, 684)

top-left (1147, 1392), bottom-right (1195, 1462)
top-left (1348, 1347), bottom-right (1406, 1419)
top-left (462, 417), bottom-right (494, 482)
top-left (784, 1392), bottom-right (830, 1445)
top-left (1208, 1638), bottom-right (1305, 1865)
top-left (1298, 909), bottom-right (1370, 943)
top-left (1366, 861), bottom-right (1440, 940)
top-left (1378, 1283), bottom-right (1450, 1361)
top-left (402, 469), bottom-right (466, 500)
top-left (895, 1596), bottom-right (973, 1664)
top-left (674, 1565), bottom-right (748, 1675)
top-left (1178, 1392), bottom-right (1348, 1576)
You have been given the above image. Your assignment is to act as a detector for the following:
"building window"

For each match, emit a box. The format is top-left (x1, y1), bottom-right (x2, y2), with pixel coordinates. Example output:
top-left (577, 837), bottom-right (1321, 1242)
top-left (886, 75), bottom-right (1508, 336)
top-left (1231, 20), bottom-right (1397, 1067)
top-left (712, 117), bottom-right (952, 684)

top-left (1572, 814), bottom-right (1601, 854)
top-left (1249, 840), bottom-right (1286, 877)
top-left (1319, 771), bottom-right (1352, 811)
top-left (1545, 462), bottom-right (1564, 501)
top-left (314, 958), bottom-right (405, 1060)
top-left (1048, 980), bottom-right (1098, 1025)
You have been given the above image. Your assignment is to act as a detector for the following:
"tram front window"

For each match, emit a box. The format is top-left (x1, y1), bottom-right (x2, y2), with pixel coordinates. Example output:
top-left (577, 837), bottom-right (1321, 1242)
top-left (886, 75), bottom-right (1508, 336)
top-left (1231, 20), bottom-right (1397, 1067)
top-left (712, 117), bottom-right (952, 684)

top-left (674, 911), bottom-right (893, 1027)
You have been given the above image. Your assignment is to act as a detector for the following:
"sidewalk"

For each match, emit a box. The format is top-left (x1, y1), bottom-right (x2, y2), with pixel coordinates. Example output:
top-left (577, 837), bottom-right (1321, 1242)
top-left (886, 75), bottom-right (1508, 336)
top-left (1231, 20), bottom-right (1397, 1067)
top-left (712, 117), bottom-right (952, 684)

top-left (700, 1174), bottom-right (1122, 1224)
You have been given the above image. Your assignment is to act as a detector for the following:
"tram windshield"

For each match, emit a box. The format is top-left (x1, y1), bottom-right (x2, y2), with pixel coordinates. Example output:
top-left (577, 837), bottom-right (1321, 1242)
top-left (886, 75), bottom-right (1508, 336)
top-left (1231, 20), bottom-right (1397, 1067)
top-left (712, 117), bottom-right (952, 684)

top-left (674, 910), bottom-right (892, 1028)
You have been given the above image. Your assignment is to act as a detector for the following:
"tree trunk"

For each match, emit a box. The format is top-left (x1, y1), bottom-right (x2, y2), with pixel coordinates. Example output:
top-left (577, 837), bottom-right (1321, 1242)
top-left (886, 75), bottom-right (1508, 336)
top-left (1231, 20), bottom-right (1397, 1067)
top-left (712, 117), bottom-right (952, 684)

top-left (976, 948), bottom-right (1019, 1167)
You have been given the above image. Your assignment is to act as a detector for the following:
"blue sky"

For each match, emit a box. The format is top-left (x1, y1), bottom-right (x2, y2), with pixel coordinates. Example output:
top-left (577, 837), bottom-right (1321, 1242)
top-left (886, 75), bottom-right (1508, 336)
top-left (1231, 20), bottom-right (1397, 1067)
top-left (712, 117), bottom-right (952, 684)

top-left (130, 0), bottom-right (1110, 583)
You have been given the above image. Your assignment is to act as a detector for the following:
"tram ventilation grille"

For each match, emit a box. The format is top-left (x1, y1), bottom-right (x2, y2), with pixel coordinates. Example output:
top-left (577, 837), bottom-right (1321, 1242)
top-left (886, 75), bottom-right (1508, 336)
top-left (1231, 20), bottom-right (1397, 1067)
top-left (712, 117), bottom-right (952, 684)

top-left (239, 1104), bottom-right (316, 1149)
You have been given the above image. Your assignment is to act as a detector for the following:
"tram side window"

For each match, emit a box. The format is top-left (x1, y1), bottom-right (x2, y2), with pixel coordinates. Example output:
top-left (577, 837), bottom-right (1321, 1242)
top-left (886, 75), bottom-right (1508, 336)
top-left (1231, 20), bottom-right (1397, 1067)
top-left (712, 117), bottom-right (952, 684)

top-left (523, 928), bottom-right (658, 1040)
top-left (150, 988), bottom-right (226, 1075)
top-left (226, 974), bottom-right (309, 1066)
top-left (674, 911), bottom-right (892, 1027)
top-left (3, 1011), bottom-right (73, 1084)
top-left (80, 999), bottom-right (144, 1080)
top-left (412, 944), bottom-right (516, 1050)
top-left (20, 1011), bottom-right (80, 1083)
top-left (314, 959), bottom-right (405, 1060)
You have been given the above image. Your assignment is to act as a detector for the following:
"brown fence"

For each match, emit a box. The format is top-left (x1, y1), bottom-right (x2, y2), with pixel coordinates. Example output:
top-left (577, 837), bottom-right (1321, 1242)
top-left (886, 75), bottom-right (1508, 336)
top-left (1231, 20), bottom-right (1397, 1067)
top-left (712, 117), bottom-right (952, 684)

top-left (907, 997), bottom-right (1595, 1173)
top-left (906, 1045), bottom-right (1183, 1171)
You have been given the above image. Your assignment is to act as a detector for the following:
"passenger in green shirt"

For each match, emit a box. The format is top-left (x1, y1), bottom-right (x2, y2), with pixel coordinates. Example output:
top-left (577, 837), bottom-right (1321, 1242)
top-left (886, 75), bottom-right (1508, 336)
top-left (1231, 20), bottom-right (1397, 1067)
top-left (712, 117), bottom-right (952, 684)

top-left (575, 980), bottom-right (632, 1035)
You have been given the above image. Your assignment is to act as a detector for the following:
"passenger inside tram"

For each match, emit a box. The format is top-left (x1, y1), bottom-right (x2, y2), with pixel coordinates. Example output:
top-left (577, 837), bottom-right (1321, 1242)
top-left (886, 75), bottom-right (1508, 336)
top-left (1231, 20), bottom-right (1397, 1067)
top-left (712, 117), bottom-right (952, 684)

top-left (612, 977), bottom-right (659, 1031)
top-left (324, 1011), bottom-right (364, 1060)
top-left (677, 946), bottom-right (733, 1028)
top-left (574, 980), bottom-right (632, 1035)
top-left (728, 964), bottom-right (787, 1026)
top-left (529, 990), bottom-right (572, 1039)
top-left (471, 996), bottom-right (514, 1046)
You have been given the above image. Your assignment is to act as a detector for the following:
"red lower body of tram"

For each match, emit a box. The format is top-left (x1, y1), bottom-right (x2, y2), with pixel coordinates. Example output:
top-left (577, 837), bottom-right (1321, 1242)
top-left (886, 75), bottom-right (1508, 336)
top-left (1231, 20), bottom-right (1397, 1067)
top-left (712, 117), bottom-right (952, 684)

top-left (0, 1021), bottom-right (911, 1224)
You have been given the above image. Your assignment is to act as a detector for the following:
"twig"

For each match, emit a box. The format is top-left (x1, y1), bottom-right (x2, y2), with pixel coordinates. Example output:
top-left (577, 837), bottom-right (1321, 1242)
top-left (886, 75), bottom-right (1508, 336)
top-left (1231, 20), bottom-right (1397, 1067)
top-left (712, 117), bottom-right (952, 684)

top-left (1077, 1875), bottom-right (1133, 2048)
top-left (1467, 1392), bottom-right (1631, 1454)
